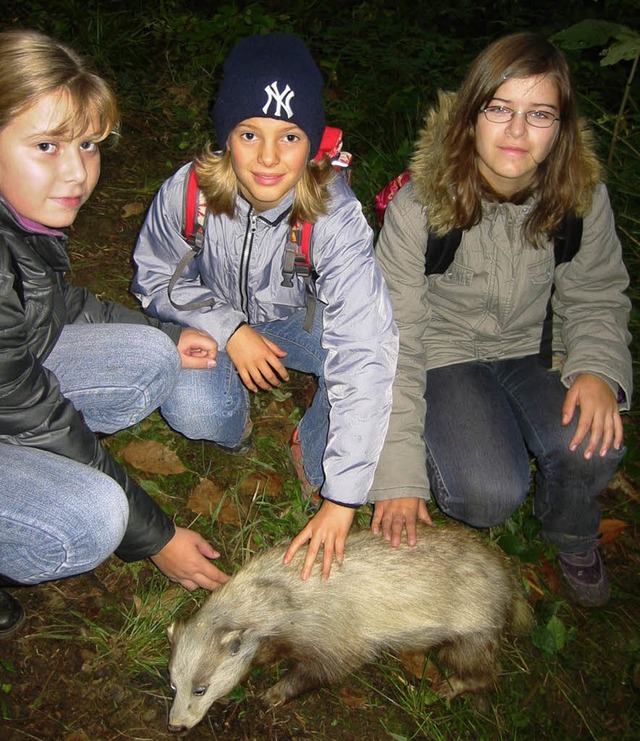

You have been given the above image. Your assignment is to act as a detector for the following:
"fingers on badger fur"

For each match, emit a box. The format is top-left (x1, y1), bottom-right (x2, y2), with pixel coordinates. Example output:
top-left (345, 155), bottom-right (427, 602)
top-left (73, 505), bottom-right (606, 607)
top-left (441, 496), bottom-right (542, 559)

top-left (167, 523), bottom-right (533, 731)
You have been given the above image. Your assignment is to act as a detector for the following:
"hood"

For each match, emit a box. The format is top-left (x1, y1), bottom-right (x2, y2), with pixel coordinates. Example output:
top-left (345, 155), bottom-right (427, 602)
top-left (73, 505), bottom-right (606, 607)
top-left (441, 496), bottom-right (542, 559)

top-left (409, 90), bottom-right (603, 233)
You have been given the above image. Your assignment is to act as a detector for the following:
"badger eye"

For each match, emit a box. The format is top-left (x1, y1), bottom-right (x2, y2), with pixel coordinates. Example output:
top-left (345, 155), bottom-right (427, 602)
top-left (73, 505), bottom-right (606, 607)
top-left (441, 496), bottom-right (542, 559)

top-left (193, 685), bottom-right (208, 697)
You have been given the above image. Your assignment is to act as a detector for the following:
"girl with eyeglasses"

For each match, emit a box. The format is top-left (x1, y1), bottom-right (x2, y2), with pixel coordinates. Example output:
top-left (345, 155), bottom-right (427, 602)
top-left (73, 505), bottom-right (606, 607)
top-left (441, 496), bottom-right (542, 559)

top-left (369, 32), bottom-right (631, 608)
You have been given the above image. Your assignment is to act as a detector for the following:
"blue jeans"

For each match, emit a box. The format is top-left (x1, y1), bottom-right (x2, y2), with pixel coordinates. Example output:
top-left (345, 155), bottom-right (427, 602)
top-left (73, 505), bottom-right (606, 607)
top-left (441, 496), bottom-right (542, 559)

top-left (0, 323), bottom-right (182, 584)
top-left (424, 356), bottom-right (625, 554)
top-left (161, 306), bottom-right (329, 485)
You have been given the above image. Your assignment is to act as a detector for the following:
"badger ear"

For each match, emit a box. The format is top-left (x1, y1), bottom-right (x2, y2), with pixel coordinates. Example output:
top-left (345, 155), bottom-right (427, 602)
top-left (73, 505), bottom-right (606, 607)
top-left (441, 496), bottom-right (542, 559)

top-left (220, 628), bottom-right (245, 655)
top-left (167, 621), bottom-right (176, 644)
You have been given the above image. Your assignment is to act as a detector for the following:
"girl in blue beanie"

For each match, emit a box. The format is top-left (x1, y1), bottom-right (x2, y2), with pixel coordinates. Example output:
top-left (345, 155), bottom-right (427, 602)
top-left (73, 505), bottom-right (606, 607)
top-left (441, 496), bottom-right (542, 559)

top-left (132, 34), bottom-right (399, 580)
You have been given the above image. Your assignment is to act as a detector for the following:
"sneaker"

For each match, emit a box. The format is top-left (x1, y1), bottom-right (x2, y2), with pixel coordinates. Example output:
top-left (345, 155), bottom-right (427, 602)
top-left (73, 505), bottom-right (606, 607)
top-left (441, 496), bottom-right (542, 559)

top-left (0, 589), bottom-right (25, 639)
top-left (557, 548), bottom-right (610, 607)
top-left (290, 427), bottom-right (320, 504)
top-left (215, 419), bottom-right (253, 456)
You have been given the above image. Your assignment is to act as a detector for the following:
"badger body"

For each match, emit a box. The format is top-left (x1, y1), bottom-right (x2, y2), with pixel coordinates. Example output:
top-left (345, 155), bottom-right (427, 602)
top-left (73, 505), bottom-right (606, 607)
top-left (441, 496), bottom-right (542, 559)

top-left (167, 524), bottom-right (533, 732)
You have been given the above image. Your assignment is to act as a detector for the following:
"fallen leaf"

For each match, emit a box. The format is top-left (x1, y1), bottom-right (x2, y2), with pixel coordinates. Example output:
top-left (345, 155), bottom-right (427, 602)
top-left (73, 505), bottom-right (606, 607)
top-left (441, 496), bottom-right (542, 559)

top-left (599, 518), bottom-right (629, 545)
top-left (606, 470), bottom-right (640, 502)
top-left (338, 686), bottom-right (367, 708)
top-left (398, 650), bottom-right (431, 680)
top-left (120, 440), bottom-right (186, 474)
top-left (120, 201), bottom-right (144, 219)
top-left (188, 478), bottom-right (242, 525)
top-left (237, 471), bottom-right (284, 501)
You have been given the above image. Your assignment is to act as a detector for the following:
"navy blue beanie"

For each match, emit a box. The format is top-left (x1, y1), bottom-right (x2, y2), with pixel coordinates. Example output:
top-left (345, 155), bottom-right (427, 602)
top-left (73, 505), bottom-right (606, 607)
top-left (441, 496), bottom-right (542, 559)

top-left (213, 33), bottom-right (326, 158)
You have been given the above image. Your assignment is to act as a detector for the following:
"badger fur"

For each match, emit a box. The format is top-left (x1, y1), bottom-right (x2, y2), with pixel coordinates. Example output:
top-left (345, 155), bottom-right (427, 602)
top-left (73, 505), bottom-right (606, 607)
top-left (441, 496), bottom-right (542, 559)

top-left (167, 523), bottom-right (533, 732)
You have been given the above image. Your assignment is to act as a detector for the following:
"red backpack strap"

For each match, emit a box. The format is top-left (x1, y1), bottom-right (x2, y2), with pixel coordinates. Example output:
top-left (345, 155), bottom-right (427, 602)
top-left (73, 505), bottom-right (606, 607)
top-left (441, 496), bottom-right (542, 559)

top-left (182, 163), bottom-right (207, 251)
top-left (169, 164), bottom-right (214, 311)
top-left (374, 170), bottom-right (411, 228)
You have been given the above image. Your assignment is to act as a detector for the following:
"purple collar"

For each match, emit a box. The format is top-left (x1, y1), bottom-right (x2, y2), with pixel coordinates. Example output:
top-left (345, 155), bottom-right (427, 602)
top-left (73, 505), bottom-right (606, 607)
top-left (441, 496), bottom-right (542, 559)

top-left (4, 201), bottom-right (66, 237)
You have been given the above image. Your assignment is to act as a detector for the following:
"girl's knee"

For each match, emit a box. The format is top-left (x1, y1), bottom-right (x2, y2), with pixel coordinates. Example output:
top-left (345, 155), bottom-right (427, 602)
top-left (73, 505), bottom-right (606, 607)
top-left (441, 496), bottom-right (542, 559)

top-left (162, 372), bottom-right (248, 444)
top-left (435, 480), bottom-right (528, 529)
top-left (2, 479), bottom-right (128, 584)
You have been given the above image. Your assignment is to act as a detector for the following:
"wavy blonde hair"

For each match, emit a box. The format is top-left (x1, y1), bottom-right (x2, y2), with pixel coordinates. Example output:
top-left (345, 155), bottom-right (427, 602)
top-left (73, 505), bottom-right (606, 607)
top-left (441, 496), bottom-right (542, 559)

top-left (0, 29), bottom-right (119, 143)
top-left (411, 32), bottom-right (601, 245)
top-left (195, 145), bottom-right (335, 224)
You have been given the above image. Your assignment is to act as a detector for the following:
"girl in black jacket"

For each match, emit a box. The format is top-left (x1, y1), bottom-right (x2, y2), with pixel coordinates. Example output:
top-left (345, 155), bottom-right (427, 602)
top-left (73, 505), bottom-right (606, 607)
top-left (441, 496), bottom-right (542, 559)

top-left (0, 29), bottom-right (229, 638)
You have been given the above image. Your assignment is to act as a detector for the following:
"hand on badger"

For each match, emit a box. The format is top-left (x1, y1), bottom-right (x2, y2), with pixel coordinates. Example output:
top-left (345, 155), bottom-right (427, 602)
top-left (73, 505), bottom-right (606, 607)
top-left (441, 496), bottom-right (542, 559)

top-left (283, 500), bottom-right (356, 580)
top-left (151, 527), bottom-right (229, 591)
top-left (371, 496), bottom-right (433, 547)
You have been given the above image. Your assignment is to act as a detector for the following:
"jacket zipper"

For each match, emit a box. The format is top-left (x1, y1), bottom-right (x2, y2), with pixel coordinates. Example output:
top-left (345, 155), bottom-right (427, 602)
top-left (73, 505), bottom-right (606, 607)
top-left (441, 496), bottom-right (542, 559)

top-left (239, 210), bottom-right (257, 317)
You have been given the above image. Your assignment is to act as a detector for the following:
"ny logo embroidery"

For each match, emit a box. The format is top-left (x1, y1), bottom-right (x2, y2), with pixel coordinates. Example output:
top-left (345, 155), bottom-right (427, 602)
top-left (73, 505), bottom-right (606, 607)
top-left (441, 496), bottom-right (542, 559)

top-left (262, 81), bottom-right (295, 118)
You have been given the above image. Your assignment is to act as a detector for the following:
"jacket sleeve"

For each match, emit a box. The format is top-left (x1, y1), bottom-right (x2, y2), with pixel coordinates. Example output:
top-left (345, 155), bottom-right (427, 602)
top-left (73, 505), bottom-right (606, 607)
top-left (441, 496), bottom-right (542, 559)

top-left (130, 164), bottom-right (246, 345)
top-left (309, 180), bottom-right (398, 507)
top-left (0, 262), bottom-right (175, 562)
top-left (369, 183), bottom-right (432, 502)
top-left (553, 183), bottom-right (633, 409)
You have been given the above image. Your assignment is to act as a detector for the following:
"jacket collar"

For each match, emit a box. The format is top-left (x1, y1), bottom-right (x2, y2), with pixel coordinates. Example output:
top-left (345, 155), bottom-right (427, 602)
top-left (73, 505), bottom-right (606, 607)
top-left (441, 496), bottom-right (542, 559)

top-left (236, 189), bottom-right (293, 227)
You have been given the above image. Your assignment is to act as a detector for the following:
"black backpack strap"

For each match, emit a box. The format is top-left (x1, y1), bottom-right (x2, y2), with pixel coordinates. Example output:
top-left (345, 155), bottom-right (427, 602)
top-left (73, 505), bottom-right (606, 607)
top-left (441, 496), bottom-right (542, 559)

top-left (424, 228), bottom-right (464, 275)
top-left (539, 211), bottom-right (583, 367)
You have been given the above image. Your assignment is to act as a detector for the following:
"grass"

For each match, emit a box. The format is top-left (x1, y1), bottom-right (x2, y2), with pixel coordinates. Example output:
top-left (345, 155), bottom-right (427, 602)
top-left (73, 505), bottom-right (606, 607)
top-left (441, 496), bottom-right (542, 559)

top-left (2, 1), bottom-right (640, 739)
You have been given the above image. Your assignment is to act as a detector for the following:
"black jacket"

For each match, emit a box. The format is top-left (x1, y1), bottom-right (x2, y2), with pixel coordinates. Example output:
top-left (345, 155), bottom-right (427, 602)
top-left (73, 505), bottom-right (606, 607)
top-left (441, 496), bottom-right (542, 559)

top-left (0, 200), bottom-right (179, 561)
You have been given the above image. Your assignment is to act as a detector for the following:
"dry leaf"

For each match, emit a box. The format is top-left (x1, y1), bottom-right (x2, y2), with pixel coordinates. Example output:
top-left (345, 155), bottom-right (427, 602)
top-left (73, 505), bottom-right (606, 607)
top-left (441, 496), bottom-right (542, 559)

top-left (599, 518), bottom-right (629, 545)
top-left (188, 478), bottom-right (242, 525)
top-left (607, 471), bottom-right (640, 502)
top-left (338, 686), bottom-right (368, 708)
top-left (120, 201), bottom-right (145, 219)
top-left (398, 650), bottom-right (430, 679)
top-left (120, 440), bottom-right (186, 474)
top-left (237, 471), bottom-right (284, 501)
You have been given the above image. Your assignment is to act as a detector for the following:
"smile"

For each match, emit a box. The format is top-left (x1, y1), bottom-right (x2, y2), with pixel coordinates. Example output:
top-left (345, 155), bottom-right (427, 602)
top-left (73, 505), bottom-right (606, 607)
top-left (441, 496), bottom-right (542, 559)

top-left (252, 173), bottom-right (285, 186)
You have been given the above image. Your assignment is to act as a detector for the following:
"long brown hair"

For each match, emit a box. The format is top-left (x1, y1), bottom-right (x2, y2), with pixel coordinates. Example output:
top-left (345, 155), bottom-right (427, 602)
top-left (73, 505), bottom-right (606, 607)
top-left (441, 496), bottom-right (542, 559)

top-left (421, 32), bottom-right (600, 244)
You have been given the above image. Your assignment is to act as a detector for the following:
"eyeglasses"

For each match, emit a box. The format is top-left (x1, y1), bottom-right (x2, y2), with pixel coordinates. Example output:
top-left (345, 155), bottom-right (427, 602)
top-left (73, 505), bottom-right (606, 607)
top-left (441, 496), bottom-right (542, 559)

top-left (481, 106), bottom-right (560, 129)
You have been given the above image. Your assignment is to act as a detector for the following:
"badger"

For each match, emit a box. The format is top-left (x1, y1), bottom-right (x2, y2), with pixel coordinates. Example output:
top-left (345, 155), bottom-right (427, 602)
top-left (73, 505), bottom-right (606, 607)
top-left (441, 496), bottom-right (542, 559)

top-left (167, 523), bottom-right (533, 732)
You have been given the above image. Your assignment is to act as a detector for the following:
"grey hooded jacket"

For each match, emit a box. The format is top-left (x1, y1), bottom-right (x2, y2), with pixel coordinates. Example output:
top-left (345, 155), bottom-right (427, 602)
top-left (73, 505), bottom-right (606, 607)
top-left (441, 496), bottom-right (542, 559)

top-left (132, 163), bottom-right (398, 506)
top-left (369, 98), bottom-right (632, 503)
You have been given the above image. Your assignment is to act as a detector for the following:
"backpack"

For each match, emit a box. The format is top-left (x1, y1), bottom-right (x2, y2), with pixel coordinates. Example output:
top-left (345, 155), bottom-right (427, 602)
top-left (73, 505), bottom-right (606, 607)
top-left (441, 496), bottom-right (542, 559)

top-left (374, 172), bottom-right (583, 366)
top-left (171, 126), bottom-right (352, 331)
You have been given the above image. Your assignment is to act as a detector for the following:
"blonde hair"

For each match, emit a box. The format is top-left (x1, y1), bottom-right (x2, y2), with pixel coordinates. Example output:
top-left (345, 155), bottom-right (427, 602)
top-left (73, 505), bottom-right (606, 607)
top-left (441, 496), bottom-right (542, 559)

top-left (195, 146), bottom-right (335, 224)
top-left (0, 29), bottom-right (119, 142)
top-left (415, 32), bottom-right (601, 245)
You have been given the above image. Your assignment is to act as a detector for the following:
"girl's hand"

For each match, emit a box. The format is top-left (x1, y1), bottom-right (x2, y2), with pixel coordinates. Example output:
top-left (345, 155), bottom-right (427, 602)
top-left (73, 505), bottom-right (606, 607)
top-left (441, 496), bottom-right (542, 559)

top-left (283, 500), bottom-right (356, 580)
top-left (562, 373), bottom-right (623, 459)
top-left (150, 527), bottom-right (229, 591)
top-left (371, 497), bottom-right (432, 546)
top-left (177, 327), bottom-right (218, 369)
top-left (226, 324), bottom-right (289, 391)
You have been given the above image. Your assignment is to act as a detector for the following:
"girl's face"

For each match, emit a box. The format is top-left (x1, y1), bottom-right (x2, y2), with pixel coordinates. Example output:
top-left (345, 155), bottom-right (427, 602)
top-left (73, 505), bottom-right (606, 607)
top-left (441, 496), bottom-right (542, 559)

top-left (0, 89), bottom-right (101, 228)
top-left (228, 117), bottom-right (309, 213)
top-left (475, 74), bottom-right (560, 197)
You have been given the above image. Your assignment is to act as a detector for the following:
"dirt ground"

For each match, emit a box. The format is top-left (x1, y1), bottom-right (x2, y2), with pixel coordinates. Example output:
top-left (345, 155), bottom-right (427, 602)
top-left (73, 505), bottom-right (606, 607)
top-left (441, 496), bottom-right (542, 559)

top-left (1, 119), bottom-right (640, 741)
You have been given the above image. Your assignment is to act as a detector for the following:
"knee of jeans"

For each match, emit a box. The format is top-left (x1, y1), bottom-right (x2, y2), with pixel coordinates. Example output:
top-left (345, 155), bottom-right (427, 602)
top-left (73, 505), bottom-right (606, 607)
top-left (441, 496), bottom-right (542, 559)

top-left (145, 331), bottom-right (183, 396)
top-left (162, 385), bottom-right (248, 444)
top-left (4, 485), bottom-right (128, 585)
top-left (437, 480), bottom-right (527, 529)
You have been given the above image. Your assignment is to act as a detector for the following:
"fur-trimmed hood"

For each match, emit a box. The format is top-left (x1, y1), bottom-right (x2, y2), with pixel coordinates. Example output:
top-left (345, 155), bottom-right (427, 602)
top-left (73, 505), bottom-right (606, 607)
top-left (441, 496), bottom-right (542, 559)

top-left (409, 90), bottom-right (603, 234)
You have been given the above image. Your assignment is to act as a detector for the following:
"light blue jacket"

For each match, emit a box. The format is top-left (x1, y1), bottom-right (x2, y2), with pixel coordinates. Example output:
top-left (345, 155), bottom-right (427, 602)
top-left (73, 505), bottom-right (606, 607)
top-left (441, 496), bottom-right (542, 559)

top-left (132, 163), bottom-right (398, 505)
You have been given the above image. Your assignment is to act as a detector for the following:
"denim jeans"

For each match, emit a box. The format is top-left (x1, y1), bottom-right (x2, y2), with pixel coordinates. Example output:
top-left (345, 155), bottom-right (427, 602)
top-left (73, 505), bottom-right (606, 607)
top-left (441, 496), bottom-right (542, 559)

top-left (161, 305), bottom-right (329, 485)
top-left (424, 355), bottom-right (625, 554)
top-left (0, 323), bottom-right (183, 583)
